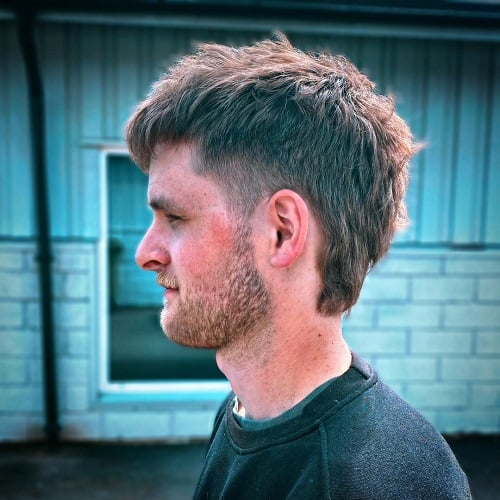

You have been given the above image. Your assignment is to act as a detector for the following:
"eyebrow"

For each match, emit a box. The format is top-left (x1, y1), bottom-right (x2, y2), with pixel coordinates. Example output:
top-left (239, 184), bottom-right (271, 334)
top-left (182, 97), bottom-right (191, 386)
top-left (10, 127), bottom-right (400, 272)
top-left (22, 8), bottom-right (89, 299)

top-left (148, 195), bottom-right (184, 213)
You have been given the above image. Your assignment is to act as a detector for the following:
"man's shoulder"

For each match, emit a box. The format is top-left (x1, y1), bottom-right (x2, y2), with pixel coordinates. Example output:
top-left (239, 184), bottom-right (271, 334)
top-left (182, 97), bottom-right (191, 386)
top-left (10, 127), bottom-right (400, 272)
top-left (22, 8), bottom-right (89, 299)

top-left (320, 372), bottom-right (450, 459)
top-left (320, 377), bottom-right (471, 499)
top-left (200, 360), bottom-right (471, 499)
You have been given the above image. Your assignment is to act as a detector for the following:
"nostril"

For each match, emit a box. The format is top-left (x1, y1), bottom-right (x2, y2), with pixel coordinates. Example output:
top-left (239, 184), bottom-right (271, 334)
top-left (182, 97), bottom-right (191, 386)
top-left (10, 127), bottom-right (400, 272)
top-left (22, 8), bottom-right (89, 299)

top-left (142, 259), bottom-right (164, 271)
top-left (135, 243), bottom-right (171, 271)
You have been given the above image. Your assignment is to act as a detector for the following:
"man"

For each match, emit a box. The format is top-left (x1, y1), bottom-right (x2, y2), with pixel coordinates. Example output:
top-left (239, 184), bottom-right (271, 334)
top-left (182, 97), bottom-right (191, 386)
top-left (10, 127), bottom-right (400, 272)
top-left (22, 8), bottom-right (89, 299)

top-left (126, 34), bottom-right (471, 499)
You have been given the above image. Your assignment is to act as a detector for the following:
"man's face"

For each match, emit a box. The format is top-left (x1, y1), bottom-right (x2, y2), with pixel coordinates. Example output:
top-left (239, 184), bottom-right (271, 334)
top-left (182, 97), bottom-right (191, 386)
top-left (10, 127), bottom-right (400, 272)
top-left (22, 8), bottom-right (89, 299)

top-left (135, 143), bottom-right (271, 349)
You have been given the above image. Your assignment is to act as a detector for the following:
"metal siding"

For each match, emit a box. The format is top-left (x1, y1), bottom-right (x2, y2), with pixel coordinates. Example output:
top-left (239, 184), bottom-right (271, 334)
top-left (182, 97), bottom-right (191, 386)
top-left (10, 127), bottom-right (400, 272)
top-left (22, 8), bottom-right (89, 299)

top-left (391, 39), bottom-right (428, 244)
top-left (116, 27), bottom-right (141, 134)
top-left (0, 24), bottom-right (12, 236)
top-left (40, 24), bottom-right (71, 237)
top-left (485, 44), bottom-right (500, 244)
top-left (451, 42), bottom-right (490, 244)
top-left (1, 22), bottom-right (498, 244)
top-left (0, 22), bottom-right (34, 238)
top-left (81, 25), bottom-right (104, 140)
top-left (65, 24), bottom-right (85, 237)
top-left (419, 41), bottom-right (459, 243)
top-left (359, 37), bottom-right (394, 95)
top-left (102, 27), bottom-right (116, 139)
top-left (79, 26), bottom-right (108, 239)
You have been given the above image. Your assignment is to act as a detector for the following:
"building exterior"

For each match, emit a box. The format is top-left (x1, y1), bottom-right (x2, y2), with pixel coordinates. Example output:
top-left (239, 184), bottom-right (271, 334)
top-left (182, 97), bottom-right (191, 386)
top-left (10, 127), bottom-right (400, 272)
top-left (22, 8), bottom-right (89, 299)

top-left (0, 5), bottom-right (499, 441)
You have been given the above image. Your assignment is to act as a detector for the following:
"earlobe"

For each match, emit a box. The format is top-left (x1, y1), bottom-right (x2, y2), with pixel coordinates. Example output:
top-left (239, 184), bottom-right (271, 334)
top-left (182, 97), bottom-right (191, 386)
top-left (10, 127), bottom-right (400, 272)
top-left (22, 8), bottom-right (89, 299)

top-left (268, 190), bottom-right (309, 268)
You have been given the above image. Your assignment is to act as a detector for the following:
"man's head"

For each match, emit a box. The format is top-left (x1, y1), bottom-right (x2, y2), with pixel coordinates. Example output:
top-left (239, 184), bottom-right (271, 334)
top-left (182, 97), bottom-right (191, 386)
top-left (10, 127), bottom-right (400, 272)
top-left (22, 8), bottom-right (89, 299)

top-left (127, 33), bottom-right (417, 315)
top-left (137, 143), bottom-right (272, 350)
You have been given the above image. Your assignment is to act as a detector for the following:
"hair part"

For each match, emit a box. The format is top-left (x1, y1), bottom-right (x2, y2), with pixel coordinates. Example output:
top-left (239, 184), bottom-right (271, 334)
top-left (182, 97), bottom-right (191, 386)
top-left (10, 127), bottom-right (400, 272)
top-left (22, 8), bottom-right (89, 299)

top-left (126, 33), bottom-right (418, 315)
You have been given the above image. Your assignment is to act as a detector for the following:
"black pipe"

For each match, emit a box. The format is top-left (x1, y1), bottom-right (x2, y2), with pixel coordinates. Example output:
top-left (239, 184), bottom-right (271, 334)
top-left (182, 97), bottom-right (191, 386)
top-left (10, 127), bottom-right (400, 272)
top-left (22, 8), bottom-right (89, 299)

top-left (15, 8), bottom-right (60, 444)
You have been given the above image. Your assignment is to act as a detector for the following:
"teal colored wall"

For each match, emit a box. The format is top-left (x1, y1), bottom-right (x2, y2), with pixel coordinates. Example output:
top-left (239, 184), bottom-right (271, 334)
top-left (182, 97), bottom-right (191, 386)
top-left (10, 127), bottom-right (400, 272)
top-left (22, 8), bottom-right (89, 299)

top-left (0, 21), bottom-right (499, 243)
top-left (0, 23), bottom-right (33, 237)
top-left (0, 17), bottom-right (499, 440)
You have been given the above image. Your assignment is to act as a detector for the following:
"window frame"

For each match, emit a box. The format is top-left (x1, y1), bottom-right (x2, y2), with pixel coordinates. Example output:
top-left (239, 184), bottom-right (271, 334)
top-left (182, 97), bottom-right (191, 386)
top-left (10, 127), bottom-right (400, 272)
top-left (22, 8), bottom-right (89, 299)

top-left (97, 148), bottom-right (230, 399)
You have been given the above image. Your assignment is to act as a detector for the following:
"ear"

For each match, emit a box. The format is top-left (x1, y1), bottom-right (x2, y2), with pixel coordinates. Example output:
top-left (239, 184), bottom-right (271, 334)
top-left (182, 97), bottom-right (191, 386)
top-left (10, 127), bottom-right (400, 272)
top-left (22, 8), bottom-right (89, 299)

top-left (267, 190), bottom-right (309, 268)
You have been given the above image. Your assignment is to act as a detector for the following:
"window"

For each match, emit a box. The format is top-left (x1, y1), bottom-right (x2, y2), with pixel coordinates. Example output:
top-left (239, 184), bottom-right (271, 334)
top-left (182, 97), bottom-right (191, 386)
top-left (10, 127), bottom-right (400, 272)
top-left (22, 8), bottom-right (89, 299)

top-left (99, 152), bottom-right (228, 396)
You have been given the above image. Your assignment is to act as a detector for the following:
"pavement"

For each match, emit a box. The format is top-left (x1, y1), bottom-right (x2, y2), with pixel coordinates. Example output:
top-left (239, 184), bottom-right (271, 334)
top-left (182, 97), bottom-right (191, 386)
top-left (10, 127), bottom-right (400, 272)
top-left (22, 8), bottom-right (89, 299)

top-left (0, 435), bottom-right (498, 499)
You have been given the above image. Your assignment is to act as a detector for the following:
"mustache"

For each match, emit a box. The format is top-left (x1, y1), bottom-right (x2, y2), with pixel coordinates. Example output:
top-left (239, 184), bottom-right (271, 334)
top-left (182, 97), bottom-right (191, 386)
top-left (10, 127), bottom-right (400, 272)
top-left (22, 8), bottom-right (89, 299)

top-left (156, 272), bottom-right (179, 289)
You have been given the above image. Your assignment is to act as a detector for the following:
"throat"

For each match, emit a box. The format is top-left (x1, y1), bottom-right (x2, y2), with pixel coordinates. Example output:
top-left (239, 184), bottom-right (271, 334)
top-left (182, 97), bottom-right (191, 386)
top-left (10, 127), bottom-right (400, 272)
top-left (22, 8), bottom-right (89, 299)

top-left (218, 331), bottom-right (352, 421)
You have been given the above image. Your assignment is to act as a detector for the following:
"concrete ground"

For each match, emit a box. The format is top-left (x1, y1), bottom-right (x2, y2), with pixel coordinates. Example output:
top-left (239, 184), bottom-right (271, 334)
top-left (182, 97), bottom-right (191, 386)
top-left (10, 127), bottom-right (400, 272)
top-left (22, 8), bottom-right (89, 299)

top-left (0, 435), bottom-right (499, 499)
top-left (0, 441), bottom-right (206, 500)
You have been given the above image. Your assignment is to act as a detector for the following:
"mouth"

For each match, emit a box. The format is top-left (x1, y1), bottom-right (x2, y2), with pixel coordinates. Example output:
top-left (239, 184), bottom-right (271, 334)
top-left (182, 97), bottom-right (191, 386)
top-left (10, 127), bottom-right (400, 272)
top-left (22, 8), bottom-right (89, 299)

top-left (156, 274), bottom-right (179, 291)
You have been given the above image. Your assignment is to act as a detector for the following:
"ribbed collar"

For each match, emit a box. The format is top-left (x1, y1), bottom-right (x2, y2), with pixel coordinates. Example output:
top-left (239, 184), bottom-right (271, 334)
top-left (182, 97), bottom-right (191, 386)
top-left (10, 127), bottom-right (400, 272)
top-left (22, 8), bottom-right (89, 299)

top-left (224, 353), bottom-right (377, 452)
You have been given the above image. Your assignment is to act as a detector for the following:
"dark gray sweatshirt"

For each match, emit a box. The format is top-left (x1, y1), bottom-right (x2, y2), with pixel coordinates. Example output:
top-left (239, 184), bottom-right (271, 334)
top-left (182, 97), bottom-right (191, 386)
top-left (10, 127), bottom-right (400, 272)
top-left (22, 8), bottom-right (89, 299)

top-left (194, 354), bottom-right (471, 499)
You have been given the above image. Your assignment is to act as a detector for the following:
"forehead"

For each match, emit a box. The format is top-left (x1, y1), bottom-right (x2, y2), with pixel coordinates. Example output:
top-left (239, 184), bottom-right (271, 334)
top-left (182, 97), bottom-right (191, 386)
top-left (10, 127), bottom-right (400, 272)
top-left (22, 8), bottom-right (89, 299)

top-left (147, 143), bottom-right (228, 210)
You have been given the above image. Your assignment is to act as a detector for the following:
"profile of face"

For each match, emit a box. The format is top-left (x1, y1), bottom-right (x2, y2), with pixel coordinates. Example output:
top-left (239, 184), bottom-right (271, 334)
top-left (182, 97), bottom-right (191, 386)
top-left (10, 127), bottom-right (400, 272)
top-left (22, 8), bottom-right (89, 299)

top-left (135, 143), bottom-right (272, 350)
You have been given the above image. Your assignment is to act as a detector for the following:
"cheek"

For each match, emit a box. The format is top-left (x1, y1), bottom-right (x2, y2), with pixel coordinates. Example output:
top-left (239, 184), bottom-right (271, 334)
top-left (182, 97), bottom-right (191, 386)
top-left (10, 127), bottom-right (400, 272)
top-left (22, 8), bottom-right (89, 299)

top-left (174, 221), bottom-right (236, 280)
top-left (169, 239), bottom-right (200, 277)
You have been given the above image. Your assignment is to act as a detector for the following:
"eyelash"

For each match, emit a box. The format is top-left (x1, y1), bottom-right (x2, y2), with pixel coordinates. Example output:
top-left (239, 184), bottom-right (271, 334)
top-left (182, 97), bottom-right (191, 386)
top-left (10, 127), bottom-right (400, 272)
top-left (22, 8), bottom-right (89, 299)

top-left (165, 213), bottom-right (183, 223)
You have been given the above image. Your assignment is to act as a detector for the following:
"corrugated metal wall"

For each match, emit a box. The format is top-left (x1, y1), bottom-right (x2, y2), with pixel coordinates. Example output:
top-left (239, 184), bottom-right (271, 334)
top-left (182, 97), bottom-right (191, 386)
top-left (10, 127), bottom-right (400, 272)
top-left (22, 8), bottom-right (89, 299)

top-left (0, 22), bottom-right (33, 237)
top-left (1, 16), bottom-right (500, 438)
top-left (1, 19), bottom-right (499, 244)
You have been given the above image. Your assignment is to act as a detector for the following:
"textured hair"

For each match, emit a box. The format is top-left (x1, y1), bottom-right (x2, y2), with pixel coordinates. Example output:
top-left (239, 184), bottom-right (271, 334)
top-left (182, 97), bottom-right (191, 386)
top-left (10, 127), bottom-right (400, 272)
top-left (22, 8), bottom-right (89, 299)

top-left (126, 33), bottom-right (417, 315)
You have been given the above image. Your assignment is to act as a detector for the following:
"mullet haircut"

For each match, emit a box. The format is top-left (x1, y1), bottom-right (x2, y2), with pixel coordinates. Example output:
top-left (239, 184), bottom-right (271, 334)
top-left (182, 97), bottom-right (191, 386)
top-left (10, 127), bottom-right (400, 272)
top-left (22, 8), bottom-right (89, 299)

top-left (126, 33), bottom-right (418, 315)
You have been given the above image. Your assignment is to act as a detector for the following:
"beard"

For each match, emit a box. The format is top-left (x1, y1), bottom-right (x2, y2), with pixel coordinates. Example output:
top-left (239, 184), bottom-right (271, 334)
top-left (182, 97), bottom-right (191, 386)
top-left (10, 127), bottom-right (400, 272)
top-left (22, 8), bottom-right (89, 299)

top-left (159, 226), bottom-right (272, 350)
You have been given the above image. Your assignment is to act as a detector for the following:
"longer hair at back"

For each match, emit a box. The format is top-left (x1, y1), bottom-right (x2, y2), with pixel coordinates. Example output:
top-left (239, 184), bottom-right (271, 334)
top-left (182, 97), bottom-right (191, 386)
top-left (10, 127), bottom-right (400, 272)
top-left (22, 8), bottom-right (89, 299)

top-left (126, 33), bottom-right (418, 315)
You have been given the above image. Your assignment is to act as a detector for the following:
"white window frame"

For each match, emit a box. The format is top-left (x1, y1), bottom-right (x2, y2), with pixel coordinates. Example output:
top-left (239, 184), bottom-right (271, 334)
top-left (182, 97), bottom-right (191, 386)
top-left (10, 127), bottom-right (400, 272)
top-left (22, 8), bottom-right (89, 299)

top-left (97, 148), bottom-right (230, 399)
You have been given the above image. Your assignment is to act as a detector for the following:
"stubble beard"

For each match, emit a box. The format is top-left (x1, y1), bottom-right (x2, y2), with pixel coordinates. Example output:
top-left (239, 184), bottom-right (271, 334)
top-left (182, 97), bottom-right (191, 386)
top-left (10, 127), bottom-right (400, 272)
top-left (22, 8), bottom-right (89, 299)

top-left (160, 228), bottom-right (272, 350)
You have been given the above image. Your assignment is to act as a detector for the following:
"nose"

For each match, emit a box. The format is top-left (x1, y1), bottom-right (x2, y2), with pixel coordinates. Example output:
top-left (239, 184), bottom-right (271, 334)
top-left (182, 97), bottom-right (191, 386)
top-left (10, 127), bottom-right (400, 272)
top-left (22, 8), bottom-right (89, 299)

top-left (135, 223), bottom-right (170, 271)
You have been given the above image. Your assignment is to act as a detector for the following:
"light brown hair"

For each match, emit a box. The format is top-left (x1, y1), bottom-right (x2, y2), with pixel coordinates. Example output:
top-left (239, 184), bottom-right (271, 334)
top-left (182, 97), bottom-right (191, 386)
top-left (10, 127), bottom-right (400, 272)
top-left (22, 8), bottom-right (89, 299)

top-left (126, 33), bottom-right (418, 315)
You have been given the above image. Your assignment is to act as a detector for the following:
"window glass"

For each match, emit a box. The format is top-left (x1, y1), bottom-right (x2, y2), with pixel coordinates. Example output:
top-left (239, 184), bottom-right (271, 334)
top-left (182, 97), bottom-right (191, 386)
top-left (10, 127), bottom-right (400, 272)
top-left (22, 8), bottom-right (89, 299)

top-left (107, 155), bottom-right (224, 381)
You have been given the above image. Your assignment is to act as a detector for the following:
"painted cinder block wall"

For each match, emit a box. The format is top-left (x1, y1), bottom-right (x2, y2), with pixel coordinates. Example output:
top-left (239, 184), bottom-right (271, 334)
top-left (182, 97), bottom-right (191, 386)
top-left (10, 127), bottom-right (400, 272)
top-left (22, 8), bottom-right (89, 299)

top-left (346, 250), bottom-right (500, 433)
top-left (0, 17), bottom-right (499, 441)
top-left (1, 244), bottom-right (499, 440)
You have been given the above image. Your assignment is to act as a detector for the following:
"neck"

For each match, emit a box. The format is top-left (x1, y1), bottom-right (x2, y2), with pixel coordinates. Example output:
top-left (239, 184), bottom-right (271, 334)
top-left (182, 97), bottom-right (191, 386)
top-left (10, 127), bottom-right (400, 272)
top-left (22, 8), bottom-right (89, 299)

top-left (215, 314), bottom-right (351, 421)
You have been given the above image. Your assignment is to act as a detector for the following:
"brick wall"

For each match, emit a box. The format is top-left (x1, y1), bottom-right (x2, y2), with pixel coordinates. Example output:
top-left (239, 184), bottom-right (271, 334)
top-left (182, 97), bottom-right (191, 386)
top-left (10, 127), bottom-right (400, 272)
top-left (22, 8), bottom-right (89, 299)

top-left (0, 242), bottom-right (219, 442)
top-left (0, 242), bottom-right (498, 441)
top-left (345, 248), bottom-right (500, 433)
top-left (0, 243), bottom-right (44, 440)
top-left (0, 242), bottom-right (96, 440)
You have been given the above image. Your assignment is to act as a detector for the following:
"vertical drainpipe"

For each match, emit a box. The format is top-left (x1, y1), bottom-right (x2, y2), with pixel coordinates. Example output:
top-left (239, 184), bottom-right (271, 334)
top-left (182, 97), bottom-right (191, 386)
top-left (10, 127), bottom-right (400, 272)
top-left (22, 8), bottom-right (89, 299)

top-left (15, 7), bottom-right (60, 444)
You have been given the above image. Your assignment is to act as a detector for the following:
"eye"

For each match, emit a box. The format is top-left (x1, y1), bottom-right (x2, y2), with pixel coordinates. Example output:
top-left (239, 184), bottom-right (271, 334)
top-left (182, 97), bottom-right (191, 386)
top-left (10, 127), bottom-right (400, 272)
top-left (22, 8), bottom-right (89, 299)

top-left (165, 213), bottom-right (183, 224)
